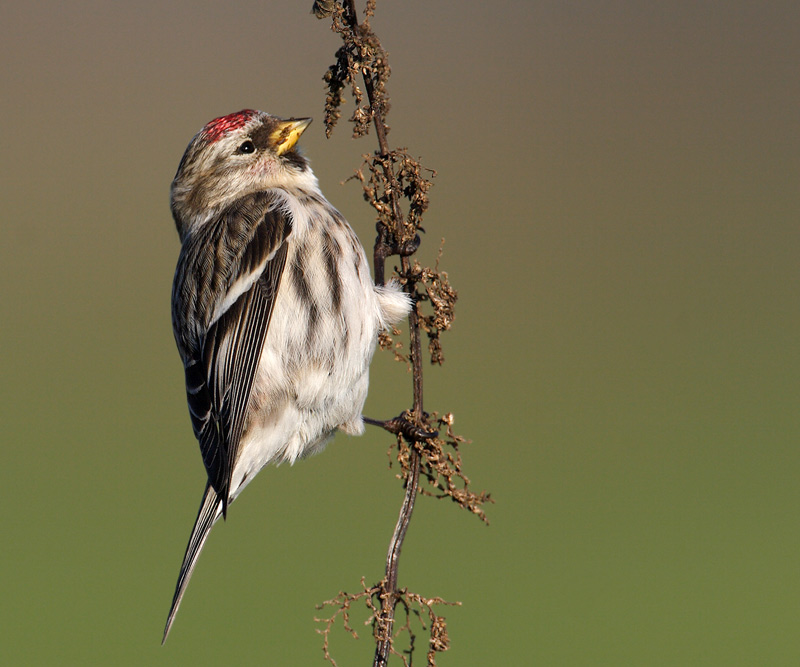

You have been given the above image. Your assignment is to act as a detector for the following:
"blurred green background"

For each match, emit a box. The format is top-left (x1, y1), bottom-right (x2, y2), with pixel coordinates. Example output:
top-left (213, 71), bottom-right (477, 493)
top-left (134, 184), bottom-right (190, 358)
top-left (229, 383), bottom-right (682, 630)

top-left (2, 1), bottom-right (798, 664)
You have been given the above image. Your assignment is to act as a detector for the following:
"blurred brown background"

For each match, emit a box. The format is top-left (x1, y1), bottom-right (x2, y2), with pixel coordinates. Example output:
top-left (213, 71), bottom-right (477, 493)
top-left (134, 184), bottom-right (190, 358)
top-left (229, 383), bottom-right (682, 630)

top-left (2, 1), bottom-right (798, 664)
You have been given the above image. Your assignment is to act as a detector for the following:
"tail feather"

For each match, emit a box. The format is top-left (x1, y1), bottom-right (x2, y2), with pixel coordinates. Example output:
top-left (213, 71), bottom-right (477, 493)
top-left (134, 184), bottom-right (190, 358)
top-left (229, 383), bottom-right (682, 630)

top-left (162, 484), bottom-right (224, 643)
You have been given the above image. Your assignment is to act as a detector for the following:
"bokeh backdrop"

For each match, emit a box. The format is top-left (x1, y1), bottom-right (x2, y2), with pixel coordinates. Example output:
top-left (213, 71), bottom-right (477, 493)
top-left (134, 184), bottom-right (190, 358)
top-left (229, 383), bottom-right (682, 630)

top-left (2, 1), bottom-right (799, 664)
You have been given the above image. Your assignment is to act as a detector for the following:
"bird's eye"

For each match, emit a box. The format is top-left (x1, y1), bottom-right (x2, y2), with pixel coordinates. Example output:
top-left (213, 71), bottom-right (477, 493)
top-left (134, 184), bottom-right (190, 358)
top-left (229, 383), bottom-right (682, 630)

top-left (237, 140), bottom-right (256, 154)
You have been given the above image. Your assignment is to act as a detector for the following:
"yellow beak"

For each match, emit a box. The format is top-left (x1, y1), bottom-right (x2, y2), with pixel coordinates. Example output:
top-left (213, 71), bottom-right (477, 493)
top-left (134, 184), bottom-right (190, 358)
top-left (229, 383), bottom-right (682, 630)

top-left (272, 118), bottom-right (312, 155)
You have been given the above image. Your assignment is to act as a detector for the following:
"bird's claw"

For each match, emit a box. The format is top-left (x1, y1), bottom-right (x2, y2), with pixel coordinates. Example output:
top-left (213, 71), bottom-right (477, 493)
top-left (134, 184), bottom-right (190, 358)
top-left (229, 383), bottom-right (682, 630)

top-left (363, 414), bottom-right (438, 442)
top-left (374, 224), bottom-right (421, 261)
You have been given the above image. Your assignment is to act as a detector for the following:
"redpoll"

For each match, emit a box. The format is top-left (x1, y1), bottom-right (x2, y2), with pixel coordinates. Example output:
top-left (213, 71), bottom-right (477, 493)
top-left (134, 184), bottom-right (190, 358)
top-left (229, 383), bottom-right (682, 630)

top-left (163, 109), bottom-right (411, 641)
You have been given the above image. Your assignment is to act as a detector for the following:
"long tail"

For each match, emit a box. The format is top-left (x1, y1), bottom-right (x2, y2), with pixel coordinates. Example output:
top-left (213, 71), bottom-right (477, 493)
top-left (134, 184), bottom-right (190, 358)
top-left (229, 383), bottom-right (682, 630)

top-left (162, 483), bottom-right (224, 643)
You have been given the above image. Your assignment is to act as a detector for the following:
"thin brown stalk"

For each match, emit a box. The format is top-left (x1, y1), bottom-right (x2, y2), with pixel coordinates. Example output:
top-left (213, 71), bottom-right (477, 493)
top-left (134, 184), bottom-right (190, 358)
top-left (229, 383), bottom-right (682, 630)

top-left (335, 3), bottom-right (426, 664)
top-left (313, 2), bottom-right (491, 664)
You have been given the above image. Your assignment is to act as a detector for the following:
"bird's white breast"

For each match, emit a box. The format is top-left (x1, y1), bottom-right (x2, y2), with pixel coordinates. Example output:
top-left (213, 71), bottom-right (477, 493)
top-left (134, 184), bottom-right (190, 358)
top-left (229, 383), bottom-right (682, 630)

top-left (226, 187), bottom-right (406, 500)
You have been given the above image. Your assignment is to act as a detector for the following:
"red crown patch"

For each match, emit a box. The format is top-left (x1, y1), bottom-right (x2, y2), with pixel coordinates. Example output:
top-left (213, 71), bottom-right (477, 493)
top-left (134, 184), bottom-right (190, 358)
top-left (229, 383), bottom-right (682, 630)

top-left (202, 110), bottom-right (258, 143)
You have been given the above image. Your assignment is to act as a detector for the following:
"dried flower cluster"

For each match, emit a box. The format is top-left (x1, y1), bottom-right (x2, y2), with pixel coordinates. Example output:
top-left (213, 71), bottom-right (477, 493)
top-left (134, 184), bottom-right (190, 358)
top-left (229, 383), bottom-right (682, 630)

top-left (315, 578), bottom-right (459, 667)
top-left (407, 249), bottom-right (457, 365)
top-left (352, 151), bottom-right (434, 245)
top-left (318, 1), bottom-right (388, 138)
top-left (391, 413), bottom-right (491, 523)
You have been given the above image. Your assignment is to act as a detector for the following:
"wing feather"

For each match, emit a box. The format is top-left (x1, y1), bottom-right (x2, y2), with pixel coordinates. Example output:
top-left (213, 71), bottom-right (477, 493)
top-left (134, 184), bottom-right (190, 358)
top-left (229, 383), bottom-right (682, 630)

top-left (172, 192), bottom-right (291, 511)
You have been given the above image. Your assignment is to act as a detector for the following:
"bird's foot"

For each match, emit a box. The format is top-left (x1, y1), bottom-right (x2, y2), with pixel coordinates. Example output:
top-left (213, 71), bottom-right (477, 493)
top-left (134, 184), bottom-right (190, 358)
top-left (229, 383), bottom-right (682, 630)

top-left (374, 224), bottom-right (421, 263)
top-left (363, 413), bottom-right (438, 442)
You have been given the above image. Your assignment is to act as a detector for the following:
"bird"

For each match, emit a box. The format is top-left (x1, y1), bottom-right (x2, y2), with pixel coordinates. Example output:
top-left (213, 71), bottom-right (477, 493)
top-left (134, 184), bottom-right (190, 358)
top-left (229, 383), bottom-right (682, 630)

top-left (163, 109), bottom-right (411, 642)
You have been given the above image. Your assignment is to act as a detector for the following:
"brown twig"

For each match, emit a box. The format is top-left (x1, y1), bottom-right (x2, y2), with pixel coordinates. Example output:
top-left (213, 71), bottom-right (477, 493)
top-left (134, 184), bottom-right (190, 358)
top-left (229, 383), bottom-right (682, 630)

top-left (313, 2), bottom-right (491, 664)
top-left (333, 4), bottom-right (426, 664)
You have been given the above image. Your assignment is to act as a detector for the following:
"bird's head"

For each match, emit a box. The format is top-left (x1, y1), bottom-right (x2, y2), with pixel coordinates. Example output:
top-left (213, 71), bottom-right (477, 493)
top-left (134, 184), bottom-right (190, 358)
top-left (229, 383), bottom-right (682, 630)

top-left (171, 109), bottom-right (313, 238)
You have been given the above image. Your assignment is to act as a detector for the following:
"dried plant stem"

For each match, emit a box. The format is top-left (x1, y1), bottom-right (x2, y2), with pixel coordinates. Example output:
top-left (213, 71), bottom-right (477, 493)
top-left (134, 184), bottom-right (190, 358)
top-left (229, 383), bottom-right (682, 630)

top-left (371, 249), bottom-right (427, 667)
top-left (375, 445), bottom-right (420, 667)
top-left (314, 2), bottom-right (490, 663)
top-left (336, 2), bottom-right (427, 663)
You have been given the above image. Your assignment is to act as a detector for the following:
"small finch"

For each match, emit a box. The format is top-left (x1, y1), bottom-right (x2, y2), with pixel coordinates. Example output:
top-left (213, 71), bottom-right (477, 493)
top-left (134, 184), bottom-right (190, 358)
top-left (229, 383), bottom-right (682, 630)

top-left (163, 109), bottom-right (411, 641)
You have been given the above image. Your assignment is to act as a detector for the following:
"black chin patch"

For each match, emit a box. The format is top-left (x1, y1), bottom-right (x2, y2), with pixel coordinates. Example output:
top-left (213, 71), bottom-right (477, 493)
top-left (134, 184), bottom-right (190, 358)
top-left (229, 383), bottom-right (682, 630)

top-left (282, 150), bottom-right (309, 171)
